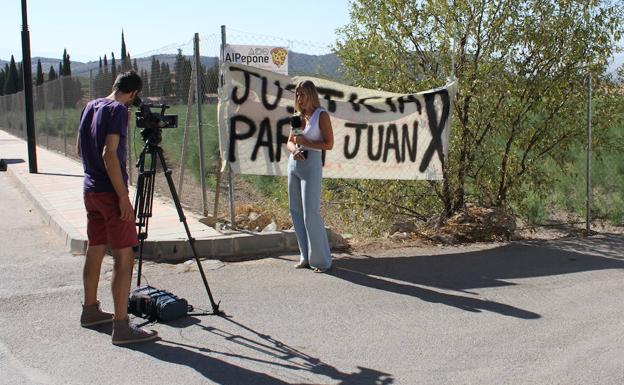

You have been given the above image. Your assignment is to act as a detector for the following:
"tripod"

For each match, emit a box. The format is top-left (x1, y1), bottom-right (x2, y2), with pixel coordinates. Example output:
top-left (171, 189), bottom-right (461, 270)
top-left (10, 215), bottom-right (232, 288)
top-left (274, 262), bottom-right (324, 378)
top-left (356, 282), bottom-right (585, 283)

top-left (133, 137), bottom-right (221, 315)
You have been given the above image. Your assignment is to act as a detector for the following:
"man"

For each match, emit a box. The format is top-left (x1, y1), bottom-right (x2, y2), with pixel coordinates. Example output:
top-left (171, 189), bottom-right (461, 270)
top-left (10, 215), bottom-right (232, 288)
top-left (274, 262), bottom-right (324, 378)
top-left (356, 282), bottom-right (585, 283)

top-left (76, 70), bottom-right (157, 345)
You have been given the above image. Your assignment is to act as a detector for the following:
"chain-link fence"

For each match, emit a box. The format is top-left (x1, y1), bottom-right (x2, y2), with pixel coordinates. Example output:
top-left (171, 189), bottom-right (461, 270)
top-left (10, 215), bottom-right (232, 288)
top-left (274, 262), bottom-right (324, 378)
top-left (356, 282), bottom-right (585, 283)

top-left (0, 26), bottom-right (336, 225)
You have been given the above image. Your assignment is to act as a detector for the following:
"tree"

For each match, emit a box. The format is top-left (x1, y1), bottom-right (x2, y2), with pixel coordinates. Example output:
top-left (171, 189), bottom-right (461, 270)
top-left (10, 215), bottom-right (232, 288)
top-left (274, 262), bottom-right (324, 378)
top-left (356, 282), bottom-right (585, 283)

top-left (140, 68), bottom-right (149, 97)
top-left (174, 49), bottom-right (192, 101)
top-left (160, 62), bottom-right (173, 96)
top-left (121, 30), bottom-right (130, 71)
top-left (4, 55), bottom-right (19, 95)
top-left (335, 0), bottom-right (624, 222)
top-left (149, 56), bottom-right (161, 97)
top-left (111, 52), bottom-right (117, 81)
top-left (17, 62), bottom-right (23, 92)
top-left (35, 59), bottom-right (44, 108)
top-left (62, 48), bottom-right (71, 76)
top-left (35, 59), bottom-right (44, 86)
top-left (0, 67), bottom-right (5, 96)
top-left (48, 65), bottom-right (57, 81)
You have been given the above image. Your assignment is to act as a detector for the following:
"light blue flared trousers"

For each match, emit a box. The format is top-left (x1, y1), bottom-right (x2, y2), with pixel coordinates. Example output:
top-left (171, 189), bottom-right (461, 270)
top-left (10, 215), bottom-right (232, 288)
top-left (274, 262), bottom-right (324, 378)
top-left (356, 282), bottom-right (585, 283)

top-left (287, 151), bottom-right (332, 269)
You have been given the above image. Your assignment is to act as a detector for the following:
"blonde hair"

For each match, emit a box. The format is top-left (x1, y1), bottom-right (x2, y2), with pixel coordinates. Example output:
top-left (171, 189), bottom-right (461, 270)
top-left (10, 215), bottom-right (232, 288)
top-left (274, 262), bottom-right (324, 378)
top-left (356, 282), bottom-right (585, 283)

top-left (294, 80), bottom-right (321, 114)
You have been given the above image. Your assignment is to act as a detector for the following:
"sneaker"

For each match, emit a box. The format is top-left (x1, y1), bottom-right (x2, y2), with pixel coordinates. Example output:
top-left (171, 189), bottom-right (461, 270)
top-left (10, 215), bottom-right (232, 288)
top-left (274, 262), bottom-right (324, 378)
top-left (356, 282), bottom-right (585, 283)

top-left (80, 301), bottom-right (113, 327)
top-left (112, 317), bottom-right (158, 345)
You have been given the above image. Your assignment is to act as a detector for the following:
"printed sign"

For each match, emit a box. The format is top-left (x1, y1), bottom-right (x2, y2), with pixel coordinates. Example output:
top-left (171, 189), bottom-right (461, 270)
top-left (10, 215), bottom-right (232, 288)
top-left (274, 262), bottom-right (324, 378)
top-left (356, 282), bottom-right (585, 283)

top-left (218, 63), bottom-right (457, 180)
top-left (223, 44), bottom-right (289, 75)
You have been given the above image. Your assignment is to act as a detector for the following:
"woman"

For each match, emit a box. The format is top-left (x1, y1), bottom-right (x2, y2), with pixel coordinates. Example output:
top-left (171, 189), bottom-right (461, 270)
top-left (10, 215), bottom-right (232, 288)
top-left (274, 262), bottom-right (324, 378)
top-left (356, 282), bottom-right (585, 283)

top-left (287, 80), bottom-right (334, 273)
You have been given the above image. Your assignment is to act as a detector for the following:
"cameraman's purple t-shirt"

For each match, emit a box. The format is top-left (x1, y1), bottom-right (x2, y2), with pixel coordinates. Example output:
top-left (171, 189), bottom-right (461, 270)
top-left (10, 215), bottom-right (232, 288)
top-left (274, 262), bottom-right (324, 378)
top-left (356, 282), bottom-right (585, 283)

top-left (79, 98), bottom-right (129, 193)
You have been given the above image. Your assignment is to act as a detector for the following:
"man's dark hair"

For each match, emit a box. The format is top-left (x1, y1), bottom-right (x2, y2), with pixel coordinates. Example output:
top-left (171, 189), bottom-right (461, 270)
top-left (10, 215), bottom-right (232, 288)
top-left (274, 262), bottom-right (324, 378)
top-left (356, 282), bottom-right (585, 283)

top-left (113, 70), bottom-right (142, 94)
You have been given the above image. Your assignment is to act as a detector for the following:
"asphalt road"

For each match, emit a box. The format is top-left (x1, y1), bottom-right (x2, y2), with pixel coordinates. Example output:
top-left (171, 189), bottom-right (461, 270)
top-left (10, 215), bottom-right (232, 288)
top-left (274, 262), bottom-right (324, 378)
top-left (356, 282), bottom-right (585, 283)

top-left (1, 171), bottom-right (624, 385)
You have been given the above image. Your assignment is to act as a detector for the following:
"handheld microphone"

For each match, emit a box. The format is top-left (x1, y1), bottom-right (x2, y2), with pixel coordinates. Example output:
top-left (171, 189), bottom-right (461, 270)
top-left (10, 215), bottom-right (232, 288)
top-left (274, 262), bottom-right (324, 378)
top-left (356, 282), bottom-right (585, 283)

top-left (291, 115), bottom-right (303, 136)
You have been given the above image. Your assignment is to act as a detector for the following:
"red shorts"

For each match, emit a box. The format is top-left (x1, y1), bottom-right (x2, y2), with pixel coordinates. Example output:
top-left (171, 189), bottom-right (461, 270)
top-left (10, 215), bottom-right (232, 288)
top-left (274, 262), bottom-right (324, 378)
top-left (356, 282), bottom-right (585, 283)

top-left (84, 192), bottom-right (139, 250)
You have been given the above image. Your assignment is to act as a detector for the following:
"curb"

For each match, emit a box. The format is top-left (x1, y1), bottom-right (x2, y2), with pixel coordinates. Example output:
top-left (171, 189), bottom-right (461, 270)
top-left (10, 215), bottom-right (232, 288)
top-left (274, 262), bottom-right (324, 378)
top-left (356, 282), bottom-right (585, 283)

top-left (2, 159), bottom-right (345, 262)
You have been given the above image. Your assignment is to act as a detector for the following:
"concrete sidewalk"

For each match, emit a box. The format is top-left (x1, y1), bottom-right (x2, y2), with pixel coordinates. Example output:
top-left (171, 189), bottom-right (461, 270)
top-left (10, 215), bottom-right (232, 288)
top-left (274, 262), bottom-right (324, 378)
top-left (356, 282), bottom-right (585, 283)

top-left (0, 129), bottom-right (308, 261)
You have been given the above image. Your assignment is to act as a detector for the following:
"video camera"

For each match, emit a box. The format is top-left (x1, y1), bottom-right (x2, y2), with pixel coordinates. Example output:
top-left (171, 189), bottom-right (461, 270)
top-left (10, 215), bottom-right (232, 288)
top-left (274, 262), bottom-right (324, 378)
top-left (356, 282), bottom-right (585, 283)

top-left (132, 97), bottom-right (178, 144)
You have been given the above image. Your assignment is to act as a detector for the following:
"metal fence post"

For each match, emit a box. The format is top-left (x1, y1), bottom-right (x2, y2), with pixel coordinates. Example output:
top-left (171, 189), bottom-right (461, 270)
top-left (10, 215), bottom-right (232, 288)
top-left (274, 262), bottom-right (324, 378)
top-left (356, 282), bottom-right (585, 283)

top-left (194, 32), bottom-right (208, 216)
top-left (221, 25), bottom-right (236, 227)
top-left (586, 72), bottom-right (592, 235)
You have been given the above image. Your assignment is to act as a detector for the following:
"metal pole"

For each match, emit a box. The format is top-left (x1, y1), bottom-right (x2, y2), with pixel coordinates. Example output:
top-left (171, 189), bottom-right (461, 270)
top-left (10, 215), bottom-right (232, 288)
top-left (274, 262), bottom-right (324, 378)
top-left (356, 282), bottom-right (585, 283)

top-left (21, 0), bottom-right (38, 173)
top-left (586, 73), bottom-right (592, 235)
top-left (221, 25), bottom-right (236, 227)
top-left (194, 33), bottom-right (208, 216)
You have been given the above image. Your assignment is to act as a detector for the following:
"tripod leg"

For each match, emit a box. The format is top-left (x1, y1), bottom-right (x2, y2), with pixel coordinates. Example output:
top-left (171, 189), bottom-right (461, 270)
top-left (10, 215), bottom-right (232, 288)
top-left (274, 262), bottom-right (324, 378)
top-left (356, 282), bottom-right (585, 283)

top-left (155, 147), bottom-right (221, 314)
top-left (134, 145), bottom-right (157, 287)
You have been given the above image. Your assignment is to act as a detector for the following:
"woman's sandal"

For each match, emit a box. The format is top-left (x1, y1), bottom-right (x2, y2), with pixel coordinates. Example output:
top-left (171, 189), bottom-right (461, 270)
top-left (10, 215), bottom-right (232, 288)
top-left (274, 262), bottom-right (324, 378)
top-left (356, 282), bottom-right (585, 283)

top-left (312, 267), bottom-right (331, 273)
top-left (294, 262), bottom-right (310, 269)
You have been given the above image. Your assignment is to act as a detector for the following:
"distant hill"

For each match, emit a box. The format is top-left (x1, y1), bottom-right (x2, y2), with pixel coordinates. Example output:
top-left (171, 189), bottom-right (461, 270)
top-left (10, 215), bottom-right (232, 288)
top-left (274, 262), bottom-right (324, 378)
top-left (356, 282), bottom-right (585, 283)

top-left (0, 52), bottom-right (343, 81)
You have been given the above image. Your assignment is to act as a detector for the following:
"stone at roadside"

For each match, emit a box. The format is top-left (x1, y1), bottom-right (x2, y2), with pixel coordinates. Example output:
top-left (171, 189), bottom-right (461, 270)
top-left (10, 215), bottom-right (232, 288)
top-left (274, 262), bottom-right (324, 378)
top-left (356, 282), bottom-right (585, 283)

top-left (327, 228), bottom-right (350, 251)
top-left (389, 221), bottom-right (418, 235)
top-left (262, 221), bottom-right (277, 232)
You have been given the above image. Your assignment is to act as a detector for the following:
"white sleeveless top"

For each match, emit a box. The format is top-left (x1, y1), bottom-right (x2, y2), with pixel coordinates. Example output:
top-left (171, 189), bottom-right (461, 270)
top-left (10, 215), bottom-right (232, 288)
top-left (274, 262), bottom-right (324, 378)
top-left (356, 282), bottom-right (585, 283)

top-left (301, 107), bottom-right (326, 152)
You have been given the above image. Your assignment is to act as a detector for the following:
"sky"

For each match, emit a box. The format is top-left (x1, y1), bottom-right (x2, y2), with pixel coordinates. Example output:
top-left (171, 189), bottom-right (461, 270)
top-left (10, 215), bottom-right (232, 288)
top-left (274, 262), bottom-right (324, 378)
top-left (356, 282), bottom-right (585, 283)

top-left (1, 0), bottom-right (353, 62)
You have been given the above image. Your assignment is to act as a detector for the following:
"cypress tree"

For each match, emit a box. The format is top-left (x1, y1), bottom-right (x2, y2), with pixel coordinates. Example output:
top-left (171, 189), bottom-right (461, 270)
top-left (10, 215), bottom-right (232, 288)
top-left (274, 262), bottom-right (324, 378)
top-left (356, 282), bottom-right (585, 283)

top-left (62, 48), bottom-right (71, 76)
top-left (120, 31), bottom-right (127, 61)
top-left (160, 62), bottom-right (172, 96)
top-left (4, 55), bottom-right (19, 95)
top-left (35, 59), bottom-right (44, 108)
top-left (111, 52), bottom-right (117, 81)
top-left (150, 56), bottom-right (160, 97)
top-left (35, 59), bottom-right (44, 85)
top-left (17, 62), bottom-right (24, 92)
top-left (133, 58), bottom-right (138, 72)
top-left (48, 65), bottom-right (57, 81)
top-left (0, 69), bottom-right (5, 96)
top-left (58, 62), bottom-right (63, 78)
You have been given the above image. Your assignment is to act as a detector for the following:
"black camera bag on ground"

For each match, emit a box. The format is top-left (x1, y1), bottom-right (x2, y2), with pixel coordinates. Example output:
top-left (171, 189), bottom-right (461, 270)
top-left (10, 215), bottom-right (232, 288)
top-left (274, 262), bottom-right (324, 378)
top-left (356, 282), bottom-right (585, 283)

top-left (128, 285), bottom-right (188, 322)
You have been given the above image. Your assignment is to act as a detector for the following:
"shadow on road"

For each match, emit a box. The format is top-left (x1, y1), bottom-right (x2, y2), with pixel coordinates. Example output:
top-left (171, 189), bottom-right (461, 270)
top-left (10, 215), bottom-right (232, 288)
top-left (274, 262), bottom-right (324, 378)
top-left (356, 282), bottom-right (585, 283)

top-left (128, 316), bottom-right (393, 385)
top-left (329, 235), bottom-right (624, 319)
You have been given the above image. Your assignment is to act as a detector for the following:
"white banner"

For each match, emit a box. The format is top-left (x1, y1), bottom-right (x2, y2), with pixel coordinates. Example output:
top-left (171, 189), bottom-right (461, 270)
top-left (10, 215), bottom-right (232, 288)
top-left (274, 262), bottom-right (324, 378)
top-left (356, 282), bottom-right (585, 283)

top-left (223, 44), bottom-right (289, 75)
top-left (218, 63), bottom-right (457, 180)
